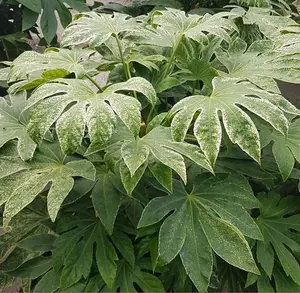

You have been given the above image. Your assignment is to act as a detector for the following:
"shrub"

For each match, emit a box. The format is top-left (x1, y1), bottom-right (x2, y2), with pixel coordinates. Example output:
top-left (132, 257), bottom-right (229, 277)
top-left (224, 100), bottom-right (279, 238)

top-left (0, 3), bottom-right (300, 292)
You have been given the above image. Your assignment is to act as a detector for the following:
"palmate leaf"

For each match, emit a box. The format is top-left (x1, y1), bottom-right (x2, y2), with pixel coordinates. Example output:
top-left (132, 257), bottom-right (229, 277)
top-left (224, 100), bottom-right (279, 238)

top-left (61, 12), bottom-right (141, 48)
top-left (260, 119), bottom-right (300, 180)
top-left (105, 124), bottom-right (213, 194)
top-left (53, 214), bottom-right (121, 289)
top-left (216, 37), bottom-right (300, 94)
top-left (175, 37), bottom-right (219, 89)
top-left (24, 77), bottom-right (157, 154)
top-left (105, 259), bottom-right (165, 292)
top-left (0, 92), bottom-right (36, 161)
top-left (137, 8), bottom-right (237, 48)
top-left (0, 140), bottom-right (96, 226)
top-left (170, 77), bottom-right (290, 165)
top-left (8, 48), bottom-right (98, 82)
top-left (139, 174), bottom-right (261, 292)
top-left (255, 193), bottom-right (300, 285)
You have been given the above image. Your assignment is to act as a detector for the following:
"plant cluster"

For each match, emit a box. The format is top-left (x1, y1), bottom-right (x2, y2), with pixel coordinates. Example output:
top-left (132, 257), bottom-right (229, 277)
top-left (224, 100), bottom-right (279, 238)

top-left (0, 1), bottom-right (300, 292)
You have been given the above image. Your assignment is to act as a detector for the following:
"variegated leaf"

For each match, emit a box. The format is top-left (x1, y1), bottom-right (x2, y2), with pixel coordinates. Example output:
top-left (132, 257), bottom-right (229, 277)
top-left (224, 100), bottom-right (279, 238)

top-left (61, 12), bottom-right (141, 48)
top-left (0, 92), bottom-right (36, 161)
top-left (24, 77), bottom-right (157, 154)
top-left (170, 77), bottom-right (290, 165)
top-left (139, 174), bottom-right (261, 292)
top-left (1, 140), bottom-right (96, 226)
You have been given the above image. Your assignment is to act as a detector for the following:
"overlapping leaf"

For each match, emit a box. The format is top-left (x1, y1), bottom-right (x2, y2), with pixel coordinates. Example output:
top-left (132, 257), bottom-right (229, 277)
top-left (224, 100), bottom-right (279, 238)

top-left (216, 37), bottom-right (300, 93)
top-left (137, 8), bottom-right (237, 48)
top-left (8, 48), bottom-right (98, 83)
top-left (24, 77), bottom-right (157, 154)
top-left (260, 119), bottom-right (300, 180)
top-left (0, 140), bottom-right (96, 226)
top-left (0, 92), bottom-right (36, 161)
top-left (104, 124), bottom-right (213, 194)
top-left (255, 193), bottom-right (300, 285)
top-left (170, 77), bottom-right (290, 165)
top-left (139, 174), bottom-right (261, 292)
top-left (61, 12), bottom-right (141, 48)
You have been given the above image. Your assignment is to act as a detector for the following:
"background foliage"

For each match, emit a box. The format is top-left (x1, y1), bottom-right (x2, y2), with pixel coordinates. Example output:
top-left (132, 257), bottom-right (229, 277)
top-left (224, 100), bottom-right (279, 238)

top-left (0, 0), bottom-right (300, 292)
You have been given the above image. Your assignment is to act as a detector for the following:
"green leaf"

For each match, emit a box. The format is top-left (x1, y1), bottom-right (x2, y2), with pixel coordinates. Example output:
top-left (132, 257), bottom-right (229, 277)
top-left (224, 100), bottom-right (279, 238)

top-left (7, 256), bottom-right (52, 279)
top-left (17, 234), bottom-right (56, 252)
top-left (111, 230), bottom-right (135, 267)
top-left (170, 77), bottom-right (290, 165)
top-left (91, 174), bottom-right (122, 234)
top-left (0, 93), bottom-right (36, 161)
top-left (22, 8), bottom-right (39, 31)
top-left (24, 77), bottom-right (156, 153)
top-left (256, 193), bottom-right (300, 285)
top-left (2, 140), bottom-right (96, 226)
top-left (108, 260), bottom-right (165, 292)
top-left (17, 0), bottom-right (41, 13)
top-left (260, 120), bottom-right (300, 181)
top-left (62, 12), bottom-right (141, 47)
top-left (139, 174), bottom-right (260, 291)
top-left (55, 216), bottom-right (118, 289)
top-left (33, 269), bottom-right (59, 293)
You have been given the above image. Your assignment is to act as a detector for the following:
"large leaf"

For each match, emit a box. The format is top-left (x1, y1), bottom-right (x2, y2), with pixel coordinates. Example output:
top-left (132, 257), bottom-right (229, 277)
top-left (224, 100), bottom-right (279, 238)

top-left (8, 48), bottom-right (97, 82)
top-left (139, 174), bottom-right (261, 292)
top-left (260, 119), bottom-right (300, 180)
top-left (61, 12), bottom-right (141, 47)
top-left (1, 140), bottom-right (96, 226)
top-left (255, 193), bottom-right (300, 285)
top-left (137, 8), bottom-right (237, 48)
top-left (0, 93), bottom-right (36, 161)
top-left (216, 37), bottom-right (300, 93)
top-left (23, 77), bottom-right (157, 154)
top-left (170, 77), bottom-right (290, 165)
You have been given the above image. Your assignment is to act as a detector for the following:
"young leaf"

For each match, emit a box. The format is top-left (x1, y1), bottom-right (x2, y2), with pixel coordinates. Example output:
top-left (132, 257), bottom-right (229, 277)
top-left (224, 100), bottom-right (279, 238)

top-left (255, 193), bottom-right (300, 285)
top-left (170, 77), bottom-right (290, 165)
top-left (139, 174), bottom-right (260, 291)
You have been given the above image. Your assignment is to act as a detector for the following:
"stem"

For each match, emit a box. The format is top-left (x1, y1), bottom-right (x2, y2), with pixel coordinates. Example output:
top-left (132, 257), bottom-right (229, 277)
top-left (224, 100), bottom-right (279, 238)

top-left (114, 32), bottom-right (129, 80)
top-left (162, 34), bottom-right (184, 80)
top-left (85, 74), bottom-right (103, 92)
top-left (192, 80), bottom-right (197, 94)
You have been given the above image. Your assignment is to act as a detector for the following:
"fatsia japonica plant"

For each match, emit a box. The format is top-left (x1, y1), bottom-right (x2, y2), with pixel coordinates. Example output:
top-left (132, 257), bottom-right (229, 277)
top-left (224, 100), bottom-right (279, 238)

top-left (1, 2), bottom-right (300, 292)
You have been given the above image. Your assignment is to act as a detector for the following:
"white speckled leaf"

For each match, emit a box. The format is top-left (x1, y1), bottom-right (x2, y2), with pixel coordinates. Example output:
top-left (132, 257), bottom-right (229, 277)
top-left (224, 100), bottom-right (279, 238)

top-left (2, 141), bottom-right (96, 226)
top-left (8, 48), bottom-right (97, 81)
top-left (61, 12), bottom-right (140, 48)
top-left (139, 174), bottom-right (260, 291)
top-left (216, 37), bottom-right (300, 91)
top-left (0, 93), bottom-right (36, 161)
top-left (138, 9), bottom-right (236, 47)
top-left (170, 77), bottom-right (289, 165)
top-left (106, 77), bottom-right (158, 106)
top-left (24, 77), bottom-right (153, 153)
top-left (121, 139), bottom-right (150, 176)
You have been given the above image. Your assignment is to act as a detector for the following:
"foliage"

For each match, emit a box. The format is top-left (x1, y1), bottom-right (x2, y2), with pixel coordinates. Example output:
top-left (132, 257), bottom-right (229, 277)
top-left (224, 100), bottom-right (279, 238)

top-left (0, 1), bottom-right (300, 292)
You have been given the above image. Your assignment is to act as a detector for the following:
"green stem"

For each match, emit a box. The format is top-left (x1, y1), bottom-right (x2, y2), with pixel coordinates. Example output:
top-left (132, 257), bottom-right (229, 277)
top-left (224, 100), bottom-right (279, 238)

top-left (192, 80), bottom-right (197, 94)
top-left (85, 74), bottom-right (103, 92)
top-left (114, 32), bottom-right (129, 80)
top-left (162, 34), bottom-right (184, 80)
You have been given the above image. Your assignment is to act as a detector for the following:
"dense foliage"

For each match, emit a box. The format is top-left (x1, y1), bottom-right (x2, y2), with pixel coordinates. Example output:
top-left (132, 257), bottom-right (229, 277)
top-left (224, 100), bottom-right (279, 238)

top-left (0, 1), bottom-right (300, 292)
